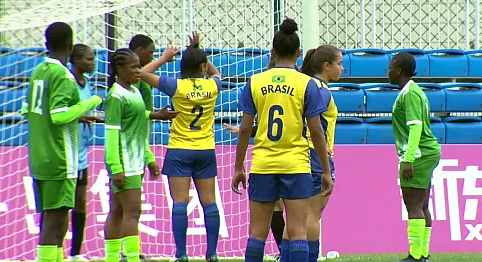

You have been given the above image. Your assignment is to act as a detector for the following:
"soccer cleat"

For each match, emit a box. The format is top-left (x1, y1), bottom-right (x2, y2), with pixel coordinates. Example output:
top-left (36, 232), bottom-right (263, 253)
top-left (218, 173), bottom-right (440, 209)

top-left (397, 254), bottom-right (423, 262)
top-left (67, 255), bottom-right (89, 262)
top-left (421, 255), bottom-right (430, 262)
top-left (120, 254), bottom-right (147, 262)
top-left (205, 254), bottom-right (218, 262)
top-left (170, 255), bottom-right (189, 262)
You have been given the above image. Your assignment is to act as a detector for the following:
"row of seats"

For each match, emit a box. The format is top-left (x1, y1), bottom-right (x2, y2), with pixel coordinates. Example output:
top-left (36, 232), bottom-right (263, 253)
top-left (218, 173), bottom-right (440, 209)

top-left (2, 81), bottom-right (481, 117)
top-left (1, 116), bottom-right (481, 146)
top-left (2, 47), bottom-right (482, 79)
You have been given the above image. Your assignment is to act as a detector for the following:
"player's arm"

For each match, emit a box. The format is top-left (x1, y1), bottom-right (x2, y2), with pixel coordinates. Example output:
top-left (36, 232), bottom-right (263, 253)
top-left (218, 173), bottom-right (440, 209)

top-left (206, 61), bottom-right (221, 79)
top-left (235, 80), bottom-right (256, 173)
top-left (104, 94), bottom-right (124, 175)
top-left (50, 73), bottom-right (102, 125)
top-left (139, 46), bottom-right (179, 89)
top-left (145, 130), bottom-right (155, 164)
top-left (403, 91), bottom-right (424, 163)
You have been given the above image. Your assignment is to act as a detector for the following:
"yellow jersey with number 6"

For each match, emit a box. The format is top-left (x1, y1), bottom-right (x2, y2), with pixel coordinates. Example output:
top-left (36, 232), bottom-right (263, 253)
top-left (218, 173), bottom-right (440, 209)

top-left (158, 76), bottom-right (222, 150)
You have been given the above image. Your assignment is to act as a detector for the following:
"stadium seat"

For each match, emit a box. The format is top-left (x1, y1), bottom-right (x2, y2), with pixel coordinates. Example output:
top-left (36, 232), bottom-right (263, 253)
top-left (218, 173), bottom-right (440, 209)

top-left (215, 82), bottom-right (243, 114)
top-left (340, 49), bottom-right (351, 78)
top-left (360, 83), bottom-right (399, 113)
top-left (364, 117), bottom-right (394, 144)
top-left (0, 48), bottom-right (18, 78)
top-left (386, 49), bottom-right (429, 77)
top-left (296, 55), bottom-right (303, 68)
top-left (16, 48), bottom-right (47, 78)
top-left (157, 48), bottom-right (182, 78)
top-left (418, 83), bottom-right (445, 112)
top-left (157, 121), bottom-right (171, 145)
top-left (153, 87), bottom-right (171, 111)
top-left (444, 116), bottom-right (482, 144)
top-left (204, 48), bottom-right (230, 77)
top-left (214, 122), bottom-right (238, 145)
top-left (328, 83), bottom-right (364, 113)
top-left (91, 123), bottom-right (105, 146)
top-left (0, 82), bottom-right (28, 121)
top-left (149, 121), bottom-right (162, 144)
top-left (430, 117), bottom-right (446, 144)
top-left (0, 123), bottom-right (28, 146)
top-left (227, 48), bottom-right (270, 78)
top-left (93, 48), bottom-right (109, 79)
top-left (425, 49), bottom-right (468, 77)
top-left (346, 48), bottom-right (389, 77)
top-left (334, 117), bottom-right (366, 144)
top-left (465, 49), bottom-right (482, 77)
top-left (440, 82), bottom-right (482, 112)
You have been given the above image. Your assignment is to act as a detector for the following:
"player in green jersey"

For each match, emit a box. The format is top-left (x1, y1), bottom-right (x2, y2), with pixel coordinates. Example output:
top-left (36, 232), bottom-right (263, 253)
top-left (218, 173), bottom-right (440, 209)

top-left (389, 53), bottom-right (441, 262)
top-left (103, 48), bottom-right (178, 262)
top-left (129, 34), bottom-right (156, 111)
top-left (22, 22), bottom-right (103, 262)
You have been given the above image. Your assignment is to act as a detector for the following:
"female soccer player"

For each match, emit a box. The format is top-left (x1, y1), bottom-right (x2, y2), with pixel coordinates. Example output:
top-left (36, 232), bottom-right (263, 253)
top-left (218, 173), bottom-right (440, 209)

top-left (231, 18), bottom-right (334, 262)
top-left (388, 52), bottom-right (440, 262)
top-left (129, 34), bottom-right (156, 111)
top-left (139, 32), bottom-right (222, 262)
top-left (103, 48), bottom-right (179, 262)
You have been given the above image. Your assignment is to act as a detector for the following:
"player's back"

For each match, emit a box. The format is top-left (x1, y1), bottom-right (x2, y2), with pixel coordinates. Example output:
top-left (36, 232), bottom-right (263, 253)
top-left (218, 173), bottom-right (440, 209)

top-left (249, 67), bottom-right (315, 174)
top-left (25, 58), bottom-right (81, 180)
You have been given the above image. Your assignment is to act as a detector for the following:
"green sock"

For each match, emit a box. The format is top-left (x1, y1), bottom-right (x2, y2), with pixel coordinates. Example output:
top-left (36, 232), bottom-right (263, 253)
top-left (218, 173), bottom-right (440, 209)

top-left (123, 235), bottom-right (141, 262)
top-left (56, 247), bottom-right (63, 262)
top-left (422, 227), bottom-right (432, 257)
top-left (37, 245), bottom-right (58, 262)
top-left (105, 239), bottom-right (122, 262)
top-left (407, 219), bottom-right (425, 259)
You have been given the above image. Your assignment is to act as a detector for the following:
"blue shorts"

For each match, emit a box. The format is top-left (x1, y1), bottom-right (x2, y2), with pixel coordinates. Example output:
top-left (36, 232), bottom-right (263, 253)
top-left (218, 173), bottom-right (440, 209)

top-left (310, 148), bottom-right (335, 196)
top-left (248, 173), bottom-right (313, 202)
top-left (162, 149), bottom-right (217, 179)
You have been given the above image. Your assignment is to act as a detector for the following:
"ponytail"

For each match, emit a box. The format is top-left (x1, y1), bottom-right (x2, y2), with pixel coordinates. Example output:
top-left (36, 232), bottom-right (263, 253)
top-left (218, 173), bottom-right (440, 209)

top-left (301, 48), bottom-right (316, 76)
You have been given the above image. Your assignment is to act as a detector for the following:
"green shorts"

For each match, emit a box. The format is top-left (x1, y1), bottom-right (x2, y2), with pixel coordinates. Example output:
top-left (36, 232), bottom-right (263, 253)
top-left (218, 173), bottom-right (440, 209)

top-left (33, 178), bottom-right (77, 213)
top-left (111, 174), bottom-right (144, 193)
top-left (399, 156), bottom-right (440, 189)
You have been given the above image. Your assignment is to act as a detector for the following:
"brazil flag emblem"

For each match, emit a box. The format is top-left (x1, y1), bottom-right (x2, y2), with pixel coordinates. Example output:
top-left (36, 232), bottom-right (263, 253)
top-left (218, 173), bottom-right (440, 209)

top-left (272, 75), bottom-right (285, 83)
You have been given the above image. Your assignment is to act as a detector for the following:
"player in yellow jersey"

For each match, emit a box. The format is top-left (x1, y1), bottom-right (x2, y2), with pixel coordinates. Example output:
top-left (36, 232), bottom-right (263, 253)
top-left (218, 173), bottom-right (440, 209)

top-left (231, 19), bottom-right (333, 262)
top-left (139, 32), bottom-right (222, 262)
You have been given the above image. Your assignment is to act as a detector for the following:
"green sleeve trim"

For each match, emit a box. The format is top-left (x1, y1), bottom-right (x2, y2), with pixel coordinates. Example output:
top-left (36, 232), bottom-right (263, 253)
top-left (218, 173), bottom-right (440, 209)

top-left (403, 123), bottom-right (422, 163)
top-left (105, 128), bottom-right (124, 175)
top-left (145, 138), bottom-right (155, 164)
top-left (145, 110), bottom-right (151, 119)
top-left (51, 96), bottom-right (102, 125)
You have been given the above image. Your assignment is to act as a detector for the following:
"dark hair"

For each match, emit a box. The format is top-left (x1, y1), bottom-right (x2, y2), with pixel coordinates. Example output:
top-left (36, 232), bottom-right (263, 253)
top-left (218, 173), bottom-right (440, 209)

top-left (391, 52), bottom-right (417, 77)
top-left (301, 45), bottom-right (340, 77)
top-left (108, 48), bottom-right (136, 87)
top-left (272, 18), bottom-right (300, 58)
top-left (267, 57), bottom-right (276, 70)
top-left (129, 34), bottom-right (154, 51)
top-left (45, 22), bottom-right (73, 51)
top-left (69, 44), bottom-right (92, 64)
top-left (180, 42), bottom-right (208, 79)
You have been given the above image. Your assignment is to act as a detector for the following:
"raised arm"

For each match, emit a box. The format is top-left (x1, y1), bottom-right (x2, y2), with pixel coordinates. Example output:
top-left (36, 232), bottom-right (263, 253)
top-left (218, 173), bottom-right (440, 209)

top-left (139, 46), bottom-right (179, 89)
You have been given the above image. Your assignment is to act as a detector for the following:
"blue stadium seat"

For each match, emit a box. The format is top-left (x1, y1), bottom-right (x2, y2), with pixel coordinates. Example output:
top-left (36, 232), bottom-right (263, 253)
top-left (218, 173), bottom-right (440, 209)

top-left (365, 117), bottom-right (394, 144)
top-left (204, 48), bottom-right (230, 77)
top-left (334, 117), bottom-right (366, 144)
top-left (440, 82), bottom-right (482, 112)
top-left (153, 87), bottom-right (171, 111)
top-left (149, 121), bottom-right (162, 144)
top-left (214, 123), bottom-right (238, 145)
top-left (93, 48), bottom-right (109, 79)
top-left (0, 48), bottom-right (18, 78)
top-left (418, 83), bottom-right (445, 112)
top-left (430, 117), bottom-right (446, 144)
top-left (425, 49), bottom-right (468, 77)
top-left (340, 49), bottom-right (351, 78)
top-left (386, 49), bottom-right (429, 77)
top-left (0, 123), bottom-right (28, 146)
top-left (328, 83), bottom-right (364, 113)
top-left (360, 83), bottom-right (398, 113)
top-left (157, 121), bottom-right (171, 145)
top-left (91, 123), bottom-right (105, 146)
top-left (346, 48), bottom-right (389, 77)
top-left (296, 55), bottom-right (303, 69)
top-left (465, 49), bottom-right (482, 77)
top-left (16, 48), bottom-right (47, 78)
top-left (227, 48), bottom-right (270, 78)
top-left (0, 82), bottom-right (28, 121)
top-left (444, 116), bottom-right (482, 144)
top-left (215, 82), bottom-right (243, 114)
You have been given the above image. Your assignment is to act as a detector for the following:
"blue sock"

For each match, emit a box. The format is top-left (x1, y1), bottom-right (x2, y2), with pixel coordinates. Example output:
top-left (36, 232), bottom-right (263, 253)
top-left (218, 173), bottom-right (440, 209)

top-left (203, 203), bottom-right (220, 258)
top-left (308, 240), bottom-right (320, 262)
top-left (172, 202), bottom-right (188, 258)
top-left (289, 240), bottom-right (309, 262)
top-left (245, 237), bottom-right (265, 262)
top-left (280, 239), bottom-right (290, 262)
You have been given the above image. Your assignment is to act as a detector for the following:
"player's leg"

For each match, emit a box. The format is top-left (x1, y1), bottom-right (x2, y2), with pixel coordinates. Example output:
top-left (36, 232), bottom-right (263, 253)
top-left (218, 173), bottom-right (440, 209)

top-left (421, 158), bottom-right (438, 262)
top-left (271, 199), bottom-right (285, 256)
top-left (245, 174), bottom-right (278, 262)
top-left (104, 190), bottom-right (123, 262)
top-left (280, 174), bottom-right (313, 262)
top-left (163, 149), bottom-right (193, 261)
top-left (70, 168), bottom-right (88, 261)
top-left (192, 149), bottom-right (219, 261)
top-left (307, 187), bottom-right (331, 262)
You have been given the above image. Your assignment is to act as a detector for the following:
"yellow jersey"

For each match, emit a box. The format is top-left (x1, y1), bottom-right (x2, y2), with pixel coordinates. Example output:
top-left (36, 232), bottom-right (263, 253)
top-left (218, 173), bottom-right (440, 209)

top-left (238, 67), bottom-right (327, 174)
top-left (158, 76), bottom-right (222, 150)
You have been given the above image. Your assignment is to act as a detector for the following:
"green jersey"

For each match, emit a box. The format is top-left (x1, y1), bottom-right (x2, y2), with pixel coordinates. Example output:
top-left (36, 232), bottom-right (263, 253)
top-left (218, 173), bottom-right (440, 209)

top-left (104, 83), bottom-right (149, 176)
top-left (392, 80), bottom-right (441, 161)
top-left (26, 58), bottom-right (80, 180)
top-left (133, 80), bottom-right (153, 111)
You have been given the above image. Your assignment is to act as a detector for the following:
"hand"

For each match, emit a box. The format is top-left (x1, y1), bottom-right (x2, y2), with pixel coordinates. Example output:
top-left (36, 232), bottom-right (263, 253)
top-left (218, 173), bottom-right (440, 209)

top-left (150, 105), bottom-right (179, 120)
top-left (161, 46), bottom-right (180, 62)
top-left (187, 31), bottom-right (201, 47)
top-left (112, 172), bottom-right (125, 189)
top-left (231, 169), bottom-right (247, 195)
top-left (327, 147), bottom-right (334, 157)
top-left (79, 116), bottom-right (104, 124)
top-left (401, 162), bottom-right (414, 181)
top-left (147, 161), bottom-right (161, 180)
top-left (321, 172), bottom-right (334, 197)
top-left (223, 123), bottom-right (239, 134)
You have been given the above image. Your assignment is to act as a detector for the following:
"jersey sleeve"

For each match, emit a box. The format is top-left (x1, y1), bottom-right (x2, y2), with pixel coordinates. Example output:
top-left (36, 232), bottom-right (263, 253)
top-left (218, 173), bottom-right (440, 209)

top-left (104, 93), bottom-right (123, 175)
top-left (212, 77), bottom-right (223, 92)
top-left (104, 93), bottom-right (122, 130)
top-left (238, 81), bottom-right (256, 115)
top-left (404, 91), bottom-right (424, 126)
top-left (49, 72), bottom-right (77, 114)
top-left (158, 76), bottom-right (178, 97)
top-left (304, 79), bottom-right (327, 118)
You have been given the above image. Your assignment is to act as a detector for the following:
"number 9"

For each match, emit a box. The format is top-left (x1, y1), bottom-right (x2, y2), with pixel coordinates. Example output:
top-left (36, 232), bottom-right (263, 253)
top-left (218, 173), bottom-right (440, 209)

top-left (267, 105), bottom-right (284, 141)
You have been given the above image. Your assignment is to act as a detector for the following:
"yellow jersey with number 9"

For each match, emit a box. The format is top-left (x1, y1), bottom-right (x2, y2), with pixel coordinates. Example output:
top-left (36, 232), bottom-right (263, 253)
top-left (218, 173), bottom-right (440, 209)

top-left (158, 76), bottom-right (222, 150)
top-left (238, 67), bottom-right (327, 174)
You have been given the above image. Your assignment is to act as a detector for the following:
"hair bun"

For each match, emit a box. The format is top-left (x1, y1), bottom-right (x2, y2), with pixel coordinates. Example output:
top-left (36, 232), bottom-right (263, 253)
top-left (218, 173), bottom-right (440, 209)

top-left (189, 42), bottom-right (200, 49)
top-left (279, 18), bottom-right (298, 34)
